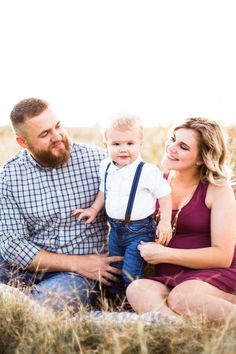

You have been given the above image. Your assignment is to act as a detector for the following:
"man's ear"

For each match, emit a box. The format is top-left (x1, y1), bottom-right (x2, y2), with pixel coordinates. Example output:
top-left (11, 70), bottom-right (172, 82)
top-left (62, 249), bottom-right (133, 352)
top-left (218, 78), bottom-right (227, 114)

top-left (16, 136), bottom-right (28, 149)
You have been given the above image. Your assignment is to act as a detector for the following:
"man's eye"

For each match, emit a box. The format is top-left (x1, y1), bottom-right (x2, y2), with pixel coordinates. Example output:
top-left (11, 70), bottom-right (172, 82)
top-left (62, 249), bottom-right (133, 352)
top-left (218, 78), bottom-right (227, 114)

top-left (40, 132), bottom-right (48, 138)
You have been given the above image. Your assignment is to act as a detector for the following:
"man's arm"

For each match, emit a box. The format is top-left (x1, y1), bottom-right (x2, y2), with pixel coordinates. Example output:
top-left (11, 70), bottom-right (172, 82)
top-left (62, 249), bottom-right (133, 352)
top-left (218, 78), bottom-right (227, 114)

top-left (27, 250), bottom-right (122, 286)
top-left (0, 175), bottom-right (41, 268)
top-left (0, 176), bottom-right (122, 286)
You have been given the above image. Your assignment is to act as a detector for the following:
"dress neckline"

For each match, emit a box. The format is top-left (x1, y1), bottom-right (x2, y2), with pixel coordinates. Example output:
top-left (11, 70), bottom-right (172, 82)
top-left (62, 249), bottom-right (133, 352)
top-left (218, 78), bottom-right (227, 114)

top-left (172, 181), bottom-right (201, 212)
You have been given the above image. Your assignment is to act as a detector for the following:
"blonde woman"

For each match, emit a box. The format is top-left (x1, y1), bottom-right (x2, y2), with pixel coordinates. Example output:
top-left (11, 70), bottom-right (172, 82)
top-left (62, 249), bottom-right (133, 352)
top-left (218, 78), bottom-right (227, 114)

top-left (126, 118), bottom-right (236, 322)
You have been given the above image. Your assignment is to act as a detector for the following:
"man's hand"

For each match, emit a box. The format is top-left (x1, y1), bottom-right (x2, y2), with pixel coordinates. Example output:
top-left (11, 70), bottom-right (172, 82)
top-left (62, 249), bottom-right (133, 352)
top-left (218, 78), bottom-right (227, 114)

top-left (70, 253), bottom-right (123, 286)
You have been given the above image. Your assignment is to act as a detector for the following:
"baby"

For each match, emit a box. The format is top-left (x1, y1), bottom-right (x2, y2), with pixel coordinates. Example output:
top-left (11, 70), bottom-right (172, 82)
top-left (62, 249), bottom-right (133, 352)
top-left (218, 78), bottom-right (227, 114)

top-left (73, 114), bottom-right (172, 293)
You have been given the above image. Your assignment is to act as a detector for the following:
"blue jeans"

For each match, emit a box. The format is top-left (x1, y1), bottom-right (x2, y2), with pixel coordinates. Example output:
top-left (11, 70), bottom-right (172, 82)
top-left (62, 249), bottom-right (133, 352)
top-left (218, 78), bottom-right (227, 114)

top-left (108, 216), bottom-right (156, 293)
top-left (0, 254), bottom-right (97, 310)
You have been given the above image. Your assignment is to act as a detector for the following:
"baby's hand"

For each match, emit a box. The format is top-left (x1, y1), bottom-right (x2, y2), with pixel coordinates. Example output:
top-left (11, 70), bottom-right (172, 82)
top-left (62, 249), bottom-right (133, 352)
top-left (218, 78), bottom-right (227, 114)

top-left (72, 207), bottom-right (98, 224)
top-left (156, 220), bottom-right (172, 245)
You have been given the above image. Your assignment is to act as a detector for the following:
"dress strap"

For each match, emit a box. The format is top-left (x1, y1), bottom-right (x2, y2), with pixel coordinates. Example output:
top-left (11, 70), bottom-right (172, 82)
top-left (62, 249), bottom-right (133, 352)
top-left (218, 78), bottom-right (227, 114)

top-left (198, 181), bottom-right (209, 203)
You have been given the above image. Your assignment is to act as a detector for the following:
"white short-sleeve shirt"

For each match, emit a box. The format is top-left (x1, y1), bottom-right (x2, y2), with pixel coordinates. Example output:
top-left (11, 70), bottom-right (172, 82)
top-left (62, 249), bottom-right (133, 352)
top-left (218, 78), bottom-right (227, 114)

top-left (99, 156), bottom-right (171, 220)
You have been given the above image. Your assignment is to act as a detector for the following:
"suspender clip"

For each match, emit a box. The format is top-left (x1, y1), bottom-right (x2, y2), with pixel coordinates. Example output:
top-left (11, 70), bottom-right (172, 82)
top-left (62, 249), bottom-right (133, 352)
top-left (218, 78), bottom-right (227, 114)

top-left (125, 215), bottom-right (131, 223)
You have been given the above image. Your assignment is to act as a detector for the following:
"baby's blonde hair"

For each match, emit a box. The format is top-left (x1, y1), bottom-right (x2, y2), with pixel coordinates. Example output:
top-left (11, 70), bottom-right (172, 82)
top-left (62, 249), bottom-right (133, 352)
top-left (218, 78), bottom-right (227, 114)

top-left (104, 113), bottom-right (143, 140)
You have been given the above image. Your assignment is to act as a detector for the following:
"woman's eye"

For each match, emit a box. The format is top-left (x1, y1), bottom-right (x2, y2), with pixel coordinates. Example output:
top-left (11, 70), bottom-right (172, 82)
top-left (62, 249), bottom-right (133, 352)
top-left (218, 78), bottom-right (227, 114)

top-left (180, 144), bottom-right (189, 151)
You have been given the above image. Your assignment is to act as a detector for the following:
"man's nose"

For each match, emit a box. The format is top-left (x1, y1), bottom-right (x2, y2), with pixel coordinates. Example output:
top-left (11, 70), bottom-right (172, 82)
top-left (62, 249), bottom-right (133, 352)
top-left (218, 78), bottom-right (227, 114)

top-left (51, 130), bottom-right (62, 141)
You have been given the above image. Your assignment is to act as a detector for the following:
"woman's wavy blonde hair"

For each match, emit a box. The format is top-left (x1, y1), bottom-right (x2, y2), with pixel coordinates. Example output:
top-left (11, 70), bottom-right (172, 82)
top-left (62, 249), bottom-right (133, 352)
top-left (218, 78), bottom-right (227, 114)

top-left (174, 117), bottom-right (233, 185)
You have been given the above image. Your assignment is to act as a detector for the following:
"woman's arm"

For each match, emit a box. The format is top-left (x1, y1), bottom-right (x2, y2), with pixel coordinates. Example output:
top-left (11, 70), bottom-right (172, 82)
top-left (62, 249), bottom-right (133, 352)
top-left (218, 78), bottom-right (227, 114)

top-left (139, 184), bottom-right (236, 269)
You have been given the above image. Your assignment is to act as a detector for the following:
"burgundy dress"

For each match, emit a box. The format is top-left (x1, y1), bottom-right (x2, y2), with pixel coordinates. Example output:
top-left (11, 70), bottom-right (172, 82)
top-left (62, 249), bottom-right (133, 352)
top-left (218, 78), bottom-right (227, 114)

top-left (150, 181), bottom-right (236, 294)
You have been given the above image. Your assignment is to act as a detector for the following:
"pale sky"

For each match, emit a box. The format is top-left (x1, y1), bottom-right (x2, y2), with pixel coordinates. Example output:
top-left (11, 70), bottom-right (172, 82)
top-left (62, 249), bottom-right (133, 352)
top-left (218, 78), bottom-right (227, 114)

top-left (1, 0), bottom-right (236, 127)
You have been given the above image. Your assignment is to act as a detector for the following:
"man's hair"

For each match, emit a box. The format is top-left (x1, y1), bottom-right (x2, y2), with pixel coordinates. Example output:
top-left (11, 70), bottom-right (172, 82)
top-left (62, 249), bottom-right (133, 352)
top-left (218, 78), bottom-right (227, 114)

top-left (173, 117), bottom-right (233, 185)
top-left (10, 98), bottom-right (48, 135)
top-left (104, 113), bottom-right (144, 140)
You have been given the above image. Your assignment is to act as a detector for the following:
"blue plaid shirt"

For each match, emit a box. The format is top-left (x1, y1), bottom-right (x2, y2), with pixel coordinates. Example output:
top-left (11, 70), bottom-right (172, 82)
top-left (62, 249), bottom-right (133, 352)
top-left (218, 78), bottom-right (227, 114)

top-left (0, 143), bottom-right (108, 268)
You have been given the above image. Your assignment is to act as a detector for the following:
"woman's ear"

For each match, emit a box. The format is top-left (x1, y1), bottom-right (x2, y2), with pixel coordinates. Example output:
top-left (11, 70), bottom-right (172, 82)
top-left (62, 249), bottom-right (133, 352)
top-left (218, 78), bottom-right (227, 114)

top-left (16, 136), bottom-right (28, 149)
top-left (196, 161), bottom-right (203, 166)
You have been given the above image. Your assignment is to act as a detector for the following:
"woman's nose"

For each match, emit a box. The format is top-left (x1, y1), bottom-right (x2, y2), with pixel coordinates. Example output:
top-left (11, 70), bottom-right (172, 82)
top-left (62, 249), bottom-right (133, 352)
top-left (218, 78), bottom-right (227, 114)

top-left (168, 142), bottom-right (177, 153)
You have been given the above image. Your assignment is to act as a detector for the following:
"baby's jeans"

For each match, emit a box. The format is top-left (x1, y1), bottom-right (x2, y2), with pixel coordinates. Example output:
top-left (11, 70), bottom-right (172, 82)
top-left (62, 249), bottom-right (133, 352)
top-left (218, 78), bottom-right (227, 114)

top-left (108, 216), bottom-right (156, 294)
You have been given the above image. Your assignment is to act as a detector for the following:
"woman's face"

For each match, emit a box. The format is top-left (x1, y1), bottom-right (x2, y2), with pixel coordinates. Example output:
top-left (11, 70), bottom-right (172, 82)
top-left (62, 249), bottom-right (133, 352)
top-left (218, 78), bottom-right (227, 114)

top-left (162, 128), bottom-right (203, 172)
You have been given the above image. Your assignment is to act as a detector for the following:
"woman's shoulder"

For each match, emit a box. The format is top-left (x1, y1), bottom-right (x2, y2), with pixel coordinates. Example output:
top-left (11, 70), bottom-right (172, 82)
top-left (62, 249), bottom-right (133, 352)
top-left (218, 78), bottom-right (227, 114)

top-left (205, 181), bottom-right (236, 208)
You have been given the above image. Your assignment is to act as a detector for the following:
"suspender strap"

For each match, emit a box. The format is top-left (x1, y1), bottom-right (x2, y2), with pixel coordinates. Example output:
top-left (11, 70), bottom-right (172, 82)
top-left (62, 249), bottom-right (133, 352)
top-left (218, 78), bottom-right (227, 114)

top-left (104, 162), bottom-right (111, 209)
top-left (104, 161), bottom-right (145, 223)
top-left (125, 161), bottom-right (145, 222)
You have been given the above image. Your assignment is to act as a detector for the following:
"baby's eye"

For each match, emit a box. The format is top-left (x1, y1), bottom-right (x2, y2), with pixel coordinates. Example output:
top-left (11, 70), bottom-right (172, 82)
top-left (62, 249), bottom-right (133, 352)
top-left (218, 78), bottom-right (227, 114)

top-left (170, 136), bottom-right (175, 142)
top-left (112, 142), bottom-right (119, 146)
top-left (127, 142), bottom-right (134, 145)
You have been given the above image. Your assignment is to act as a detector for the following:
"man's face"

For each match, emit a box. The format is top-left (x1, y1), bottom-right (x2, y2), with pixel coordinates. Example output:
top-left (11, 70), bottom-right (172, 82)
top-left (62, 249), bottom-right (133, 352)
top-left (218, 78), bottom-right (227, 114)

top-left (19, 108), bottom-right (71, 168)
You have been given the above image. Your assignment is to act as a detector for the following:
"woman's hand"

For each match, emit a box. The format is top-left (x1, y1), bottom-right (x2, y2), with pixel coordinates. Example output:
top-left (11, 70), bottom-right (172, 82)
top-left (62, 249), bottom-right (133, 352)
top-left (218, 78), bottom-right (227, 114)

top-left (137, 241), bottom-right (170, 264)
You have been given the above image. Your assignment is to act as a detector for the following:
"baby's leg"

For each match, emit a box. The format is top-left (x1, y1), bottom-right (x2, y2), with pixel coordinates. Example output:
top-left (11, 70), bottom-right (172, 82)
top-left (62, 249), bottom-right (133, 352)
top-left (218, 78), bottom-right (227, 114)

top-left (107, 227), bottom-right (125, 295)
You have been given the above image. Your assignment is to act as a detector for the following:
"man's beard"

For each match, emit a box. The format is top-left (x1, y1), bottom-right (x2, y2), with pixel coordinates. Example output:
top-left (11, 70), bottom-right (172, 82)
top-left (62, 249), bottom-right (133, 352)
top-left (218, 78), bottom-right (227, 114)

top-left (28, 135), bottom-right (71, 168)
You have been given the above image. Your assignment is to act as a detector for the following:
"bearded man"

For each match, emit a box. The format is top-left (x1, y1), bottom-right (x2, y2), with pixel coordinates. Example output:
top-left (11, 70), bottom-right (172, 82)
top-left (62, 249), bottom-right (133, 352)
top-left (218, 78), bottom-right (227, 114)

top-left (0, 98), bottom-right (121, 310)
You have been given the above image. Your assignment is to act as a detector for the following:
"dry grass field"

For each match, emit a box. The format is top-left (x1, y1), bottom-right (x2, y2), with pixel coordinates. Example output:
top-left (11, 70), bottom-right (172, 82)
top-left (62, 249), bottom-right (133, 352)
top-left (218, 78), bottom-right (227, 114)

top-left (0, 125), bottom-right (236, 354)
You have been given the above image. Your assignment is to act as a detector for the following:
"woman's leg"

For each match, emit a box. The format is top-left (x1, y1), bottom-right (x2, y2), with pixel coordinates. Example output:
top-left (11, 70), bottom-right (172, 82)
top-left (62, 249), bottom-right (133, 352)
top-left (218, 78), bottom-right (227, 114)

top-left (126, 279), bottom-right (179, 316)
top-left (167, 280), bottom-right (236, 322)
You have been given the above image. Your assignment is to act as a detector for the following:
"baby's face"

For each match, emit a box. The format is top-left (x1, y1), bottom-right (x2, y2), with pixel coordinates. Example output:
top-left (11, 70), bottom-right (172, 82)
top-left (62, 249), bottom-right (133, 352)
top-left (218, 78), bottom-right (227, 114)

top-left (105, 128), bottom-right (142, 168)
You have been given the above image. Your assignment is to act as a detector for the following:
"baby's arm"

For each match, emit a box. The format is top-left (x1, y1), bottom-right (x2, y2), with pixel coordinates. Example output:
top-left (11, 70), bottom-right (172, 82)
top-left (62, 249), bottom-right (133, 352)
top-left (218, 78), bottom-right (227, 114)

top-left (156, 193), bottom-right (172, 245)
top-left (72, 191), bottom-right (104, 224)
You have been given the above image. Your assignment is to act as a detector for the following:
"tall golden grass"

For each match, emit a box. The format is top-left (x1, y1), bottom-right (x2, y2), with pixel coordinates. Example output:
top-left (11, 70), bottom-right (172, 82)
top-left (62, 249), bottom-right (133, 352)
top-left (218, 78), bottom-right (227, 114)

top-left (0, 125), bottom-right (236, 354)
top-left (0, 289), bottom-right (235, 354)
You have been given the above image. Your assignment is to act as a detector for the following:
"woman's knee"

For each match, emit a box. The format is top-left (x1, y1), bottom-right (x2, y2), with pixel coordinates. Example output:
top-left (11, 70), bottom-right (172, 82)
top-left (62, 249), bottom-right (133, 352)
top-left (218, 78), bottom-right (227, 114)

top-left (126, 279), bottom-right (147, 300)
top-left (167, 281), bottom-right (198, 314)
top-left (167, 280), bottom-right (207, 314)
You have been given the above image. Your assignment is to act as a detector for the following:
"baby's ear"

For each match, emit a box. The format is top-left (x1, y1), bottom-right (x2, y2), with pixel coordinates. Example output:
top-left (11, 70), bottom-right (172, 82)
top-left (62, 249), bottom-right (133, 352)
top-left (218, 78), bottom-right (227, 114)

top-left (103, 140), bottom-right (108, 150)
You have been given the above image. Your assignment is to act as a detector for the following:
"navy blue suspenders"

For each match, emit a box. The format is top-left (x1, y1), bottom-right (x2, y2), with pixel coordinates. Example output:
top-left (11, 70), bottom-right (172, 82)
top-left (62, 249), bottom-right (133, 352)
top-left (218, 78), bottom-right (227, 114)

top-left (104, 161), bottom-right (145, 223)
